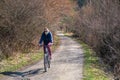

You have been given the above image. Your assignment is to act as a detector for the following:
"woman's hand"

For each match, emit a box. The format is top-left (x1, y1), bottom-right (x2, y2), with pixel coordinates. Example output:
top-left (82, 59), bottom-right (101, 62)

top-left (48, 43), bottom-right (53, 46)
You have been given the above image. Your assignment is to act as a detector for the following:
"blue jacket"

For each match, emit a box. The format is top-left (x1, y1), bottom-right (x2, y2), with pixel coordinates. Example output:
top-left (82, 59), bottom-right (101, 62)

top-left (39, 31), bottom-right (53, 45)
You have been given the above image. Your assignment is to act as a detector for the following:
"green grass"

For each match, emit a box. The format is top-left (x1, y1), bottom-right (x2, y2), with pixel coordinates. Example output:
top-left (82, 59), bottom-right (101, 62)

top-left (80, 42), bottom-right (109, 80)
top-left (64, 32), bottom-right (109, 80)
top-left (0, 51), bottom-right (43, 73)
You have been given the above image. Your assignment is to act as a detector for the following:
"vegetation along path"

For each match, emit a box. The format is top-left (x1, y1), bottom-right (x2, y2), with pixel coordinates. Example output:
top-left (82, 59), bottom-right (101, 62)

top-left (2, 32), bottom-right (84, 80)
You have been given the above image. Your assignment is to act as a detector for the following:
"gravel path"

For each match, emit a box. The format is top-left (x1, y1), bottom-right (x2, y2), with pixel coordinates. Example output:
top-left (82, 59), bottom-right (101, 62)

top-left (1, 32), bottom-right (84, 80)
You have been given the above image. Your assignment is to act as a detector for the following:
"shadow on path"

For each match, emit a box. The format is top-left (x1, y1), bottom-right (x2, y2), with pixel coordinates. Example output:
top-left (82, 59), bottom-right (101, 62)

top-left (0, 68), bottom-right (45, 78)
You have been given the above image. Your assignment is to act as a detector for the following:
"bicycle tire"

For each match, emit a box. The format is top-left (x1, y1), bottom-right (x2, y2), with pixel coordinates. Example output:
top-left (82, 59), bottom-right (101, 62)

top-left (44, 53), bottom-right (47, 72)
top-left (48, 55), bottom-right (51, 68)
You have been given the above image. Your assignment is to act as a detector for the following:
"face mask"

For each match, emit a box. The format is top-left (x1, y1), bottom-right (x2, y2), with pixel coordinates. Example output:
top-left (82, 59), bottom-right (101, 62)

top-left (45, 31), bottom-right (49, 35)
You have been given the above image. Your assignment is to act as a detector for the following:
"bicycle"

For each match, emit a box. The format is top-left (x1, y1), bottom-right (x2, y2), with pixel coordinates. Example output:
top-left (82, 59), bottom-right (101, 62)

top-left (43, 45), bottom-right (51, 72)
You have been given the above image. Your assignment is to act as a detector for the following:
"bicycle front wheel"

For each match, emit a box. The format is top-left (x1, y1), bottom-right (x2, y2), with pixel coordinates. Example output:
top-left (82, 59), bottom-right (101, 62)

top-left (44, 54), bottom-right (48, 72)
top-left (48, 55), bottom-right (51, 68)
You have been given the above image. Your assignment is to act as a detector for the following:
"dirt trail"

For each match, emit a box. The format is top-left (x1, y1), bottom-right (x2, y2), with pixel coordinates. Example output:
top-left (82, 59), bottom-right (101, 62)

top-left (2, 32), bottom-right (84, 80)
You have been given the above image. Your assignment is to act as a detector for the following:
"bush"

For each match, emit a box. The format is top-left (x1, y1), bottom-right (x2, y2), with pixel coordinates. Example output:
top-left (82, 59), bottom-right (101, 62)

top-left (67, 0), bottom-right (120, 79)
top-left (0, 0), bottom-right (45, 59)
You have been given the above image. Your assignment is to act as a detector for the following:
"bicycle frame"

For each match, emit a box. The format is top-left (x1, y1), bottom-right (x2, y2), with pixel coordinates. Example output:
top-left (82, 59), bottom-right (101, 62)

top-left (44, 45), bottom-right (50, 72)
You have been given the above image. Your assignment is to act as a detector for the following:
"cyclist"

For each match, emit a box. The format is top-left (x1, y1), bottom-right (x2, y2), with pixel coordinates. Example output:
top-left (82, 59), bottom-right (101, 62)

top-left (39, 27), bottom-right (53, 59)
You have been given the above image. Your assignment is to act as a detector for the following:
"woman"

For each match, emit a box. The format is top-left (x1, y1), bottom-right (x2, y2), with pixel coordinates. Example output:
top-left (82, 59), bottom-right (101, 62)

top-left (39, 27), bottom-right (53, 59)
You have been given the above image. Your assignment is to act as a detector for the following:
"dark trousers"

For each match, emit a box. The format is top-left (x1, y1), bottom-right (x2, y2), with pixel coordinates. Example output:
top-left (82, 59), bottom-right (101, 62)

top-left (43, 45), bottom-right (51, 57)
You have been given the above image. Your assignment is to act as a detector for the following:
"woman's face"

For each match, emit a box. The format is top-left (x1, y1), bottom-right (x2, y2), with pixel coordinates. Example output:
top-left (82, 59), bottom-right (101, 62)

top-left (44, 27), bottom-right (49, 35)
top-left (44, 30), bottom-right (49, 35)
